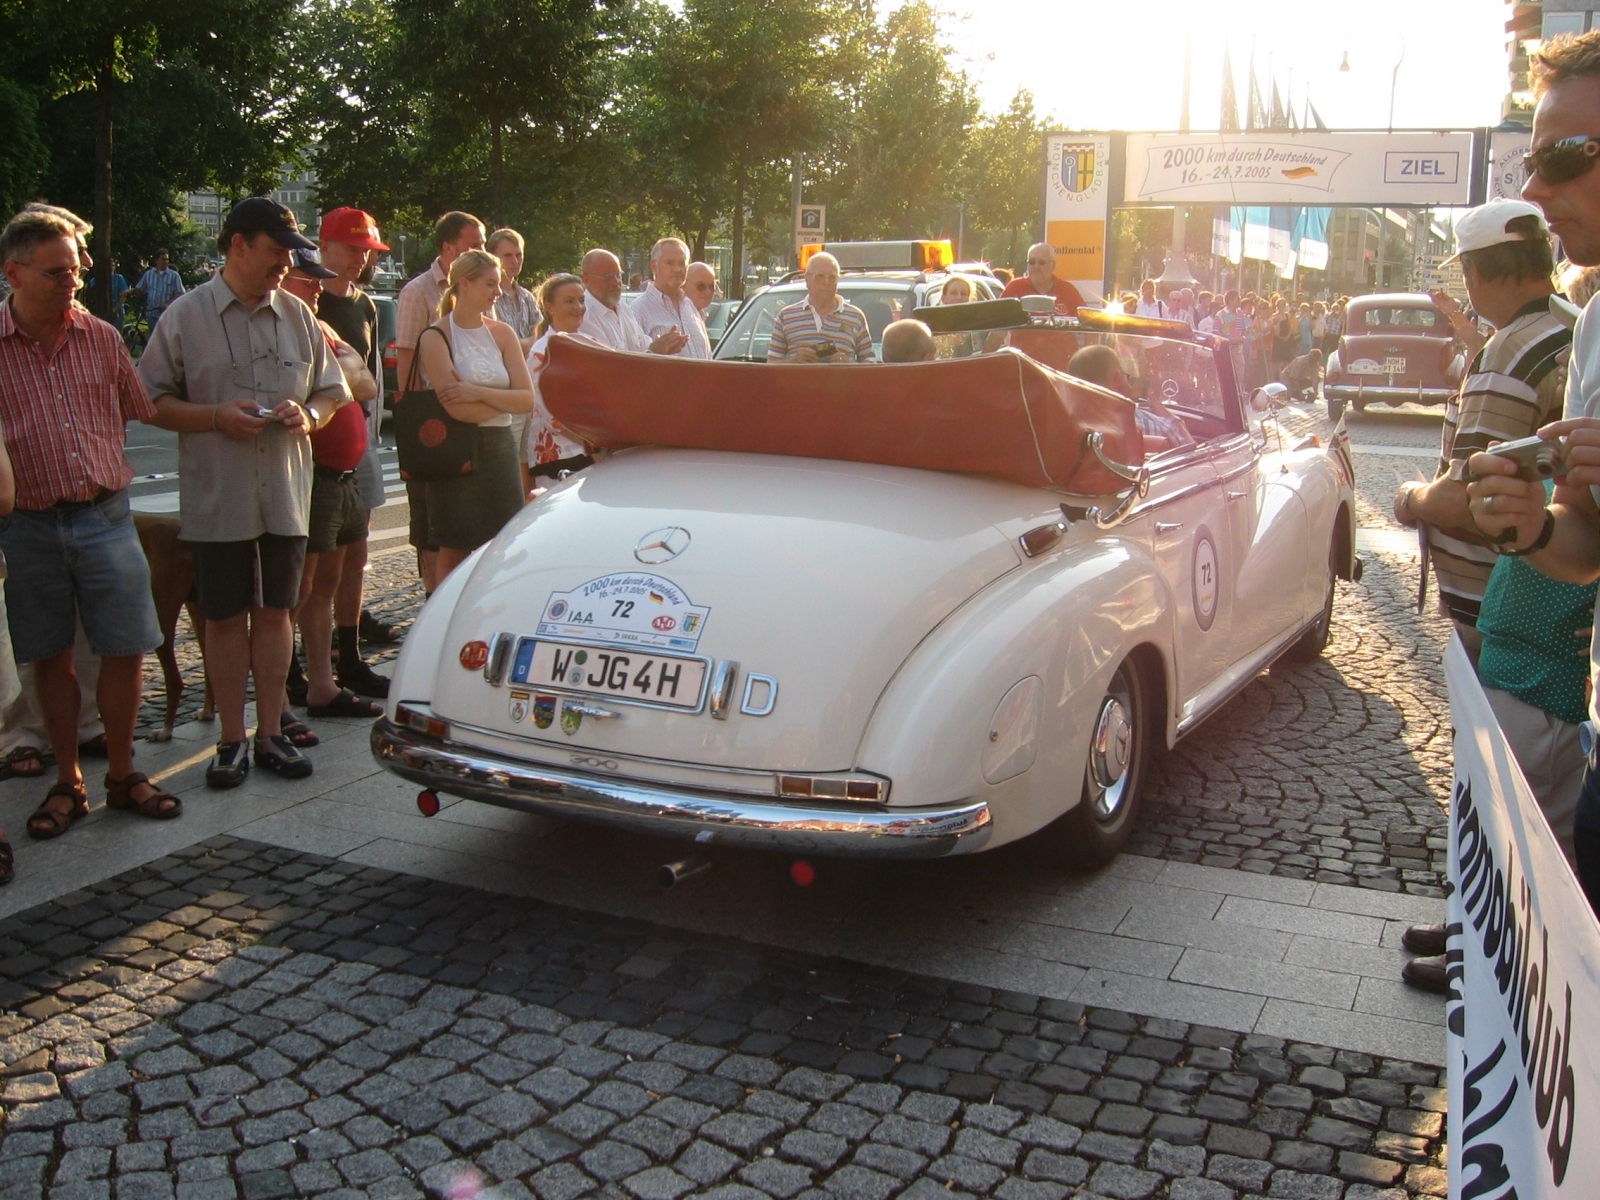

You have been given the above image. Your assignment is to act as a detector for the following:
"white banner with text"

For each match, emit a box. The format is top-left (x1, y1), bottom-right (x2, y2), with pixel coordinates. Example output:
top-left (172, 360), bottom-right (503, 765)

top-left (1445, 635), bottom-right (1600, 1199)
top-left (1124, 131), bottom-right (1476, 205)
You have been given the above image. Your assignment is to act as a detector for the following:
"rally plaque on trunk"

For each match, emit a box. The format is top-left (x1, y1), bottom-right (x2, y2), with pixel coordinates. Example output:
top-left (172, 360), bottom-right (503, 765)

top-left (537, 573), bottom-right (710, 652)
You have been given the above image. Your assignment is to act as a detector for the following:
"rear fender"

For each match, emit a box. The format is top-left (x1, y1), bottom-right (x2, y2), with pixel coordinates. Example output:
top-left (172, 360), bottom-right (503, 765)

top-left (857, 539), bottom-right (1171, 848)
top-left (384, 545), bottom-right (486, 717)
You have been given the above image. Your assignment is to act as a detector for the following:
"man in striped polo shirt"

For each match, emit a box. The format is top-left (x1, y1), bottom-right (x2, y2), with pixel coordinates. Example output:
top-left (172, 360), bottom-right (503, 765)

top-left (1391, 198), bottom-right (1578, 989)
top-left (1393, 200), bottom-right (1575, 658)
top-left (767, 252), bottom-right (874, 363)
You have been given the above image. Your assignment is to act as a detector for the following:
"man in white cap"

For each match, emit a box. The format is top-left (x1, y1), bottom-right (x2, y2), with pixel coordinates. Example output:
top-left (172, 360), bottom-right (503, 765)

top-left (1392, 196), bottom-right (1581, 991)
top-left (1393, 199), bottom-right (1573, 652)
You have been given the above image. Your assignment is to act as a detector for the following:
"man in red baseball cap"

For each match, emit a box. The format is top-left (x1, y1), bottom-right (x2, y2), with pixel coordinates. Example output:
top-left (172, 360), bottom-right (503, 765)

top-left (293, 207), bottom-right (397, 710)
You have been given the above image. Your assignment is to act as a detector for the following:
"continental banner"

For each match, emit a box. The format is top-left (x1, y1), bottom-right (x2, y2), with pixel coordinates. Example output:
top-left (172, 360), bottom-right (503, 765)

top-left (1444, 636), bottom-right (1600, 1199)
top-left (1043, 133), bottom-right (1111, 306)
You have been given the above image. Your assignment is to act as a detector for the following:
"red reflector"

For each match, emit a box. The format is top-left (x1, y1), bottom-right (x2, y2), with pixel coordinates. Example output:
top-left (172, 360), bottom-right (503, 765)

top-left (459, 641), bottom-right (489, 670)
top-left (790, 860), bottom-right (816, 886)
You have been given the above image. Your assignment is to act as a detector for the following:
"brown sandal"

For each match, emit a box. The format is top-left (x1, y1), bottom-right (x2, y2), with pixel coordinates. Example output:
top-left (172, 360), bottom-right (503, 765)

top-left (27, 781), bottom-right (87, 839)
top-left (105, 772), bottom-right (182, 821)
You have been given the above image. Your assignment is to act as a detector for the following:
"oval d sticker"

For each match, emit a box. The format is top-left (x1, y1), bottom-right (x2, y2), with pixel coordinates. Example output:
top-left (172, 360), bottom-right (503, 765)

top-left (1192, 527), bottom-right (1218, 632)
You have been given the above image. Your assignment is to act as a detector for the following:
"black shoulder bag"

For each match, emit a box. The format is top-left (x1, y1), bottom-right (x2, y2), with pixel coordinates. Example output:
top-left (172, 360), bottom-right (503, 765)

top-left (395, 324), bottom-right (478, 481)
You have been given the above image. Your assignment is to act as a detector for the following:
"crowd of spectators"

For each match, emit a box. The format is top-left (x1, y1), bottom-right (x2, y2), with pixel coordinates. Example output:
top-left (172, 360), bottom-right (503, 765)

top-left (0, 189), bottom-right (1511, 887)
top-left (1112, 281), bottom-right (1349, 396)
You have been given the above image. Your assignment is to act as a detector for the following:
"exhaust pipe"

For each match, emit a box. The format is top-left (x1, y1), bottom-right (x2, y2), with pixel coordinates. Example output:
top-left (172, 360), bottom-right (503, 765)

top-left (658, 856), bottom-right (712, 888)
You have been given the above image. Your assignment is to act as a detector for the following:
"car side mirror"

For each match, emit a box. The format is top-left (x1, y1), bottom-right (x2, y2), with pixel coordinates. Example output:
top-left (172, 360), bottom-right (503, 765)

top-left (1250, 382), bottom-right (1290, 414)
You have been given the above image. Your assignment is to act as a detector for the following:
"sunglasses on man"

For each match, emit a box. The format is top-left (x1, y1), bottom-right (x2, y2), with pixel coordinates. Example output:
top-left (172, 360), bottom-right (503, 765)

top-left (1523, 135), bottom-right (1600, 185)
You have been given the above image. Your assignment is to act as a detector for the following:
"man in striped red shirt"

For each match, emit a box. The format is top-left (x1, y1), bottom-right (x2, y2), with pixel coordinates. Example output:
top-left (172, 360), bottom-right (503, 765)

top-left (0, 207), bottom-right (182, 848)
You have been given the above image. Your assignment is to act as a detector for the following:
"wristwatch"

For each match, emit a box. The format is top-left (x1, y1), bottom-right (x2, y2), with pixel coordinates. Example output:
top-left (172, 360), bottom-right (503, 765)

top-left (1393, 481), bottom-right (1423, 528)
top-left (1498, 509), bottom-right (1556, 556)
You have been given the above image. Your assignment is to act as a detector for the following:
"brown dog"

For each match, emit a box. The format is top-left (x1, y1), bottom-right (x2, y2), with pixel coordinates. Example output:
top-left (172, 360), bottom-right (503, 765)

top-left (134, 514), bottom-right (213, 741)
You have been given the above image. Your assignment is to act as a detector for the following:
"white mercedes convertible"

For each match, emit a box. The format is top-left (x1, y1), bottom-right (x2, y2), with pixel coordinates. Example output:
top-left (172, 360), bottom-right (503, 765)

top-left (373, 306), bottom-right (1358, 867)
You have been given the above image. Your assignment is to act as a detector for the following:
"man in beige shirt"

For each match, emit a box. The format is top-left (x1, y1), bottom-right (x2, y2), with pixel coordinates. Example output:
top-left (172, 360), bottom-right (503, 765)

top-left (138, 198), bottom-right (347, 789)
top-left (395, 211), bottom-right (484, 595)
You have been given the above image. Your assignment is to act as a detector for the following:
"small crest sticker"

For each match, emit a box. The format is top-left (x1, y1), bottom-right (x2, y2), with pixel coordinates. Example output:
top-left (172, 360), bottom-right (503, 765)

top-left (533, 694), bottom-right (556, 730)
top-left (508, 690), bottom-right (530, 724)
top-left (560, 701), bottom-right (583, 736)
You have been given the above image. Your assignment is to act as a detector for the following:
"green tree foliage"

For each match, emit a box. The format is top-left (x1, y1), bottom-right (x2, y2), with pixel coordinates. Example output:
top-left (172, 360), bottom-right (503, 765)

top-left (0, 78), bottom-right (49, 216)
top-left (7, 0), bottom-right (1056, 302)
top-left (962, 89), bottom-right (1047, 267)
top-left (629, 0), bottom-right (865, 296)
top-left (0, 0), bottom-right (299, 314)
top-left (814, 2), bottom-right (976, 243)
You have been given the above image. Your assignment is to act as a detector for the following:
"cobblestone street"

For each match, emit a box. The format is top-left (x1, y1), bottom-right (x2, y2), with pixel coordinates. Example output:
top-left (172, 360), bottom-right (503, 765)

top-left (0, 839), bottom-right (1445, 1200)
top-left (0, 402), bottom-right (1462, 1199)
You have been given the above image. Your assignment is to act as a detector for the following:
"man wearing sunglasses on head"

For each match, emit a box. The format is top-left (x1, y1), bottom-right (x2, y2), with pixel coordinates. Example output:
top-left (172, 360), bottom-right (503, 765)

top-left (1469, 30), bottom-right (1600, 918)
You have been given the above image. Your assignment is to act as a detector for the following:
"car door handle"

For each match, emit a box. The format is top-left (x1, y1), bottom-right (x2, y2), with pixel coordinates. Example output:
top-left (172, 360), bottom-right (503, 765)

top-left (562, 700), bottom-right (621, 720)
top-left (1154, 521), bottom-right (1183, 533)
top-left (1225, 490), bottom-right (1248, 503)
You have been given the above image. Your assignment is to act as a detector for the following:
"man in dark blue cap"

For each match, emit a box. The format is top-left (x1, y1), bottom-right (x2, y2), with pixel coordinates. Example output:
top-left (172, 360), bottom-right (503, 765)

top-left (138, 197), bottom-right (350, 788)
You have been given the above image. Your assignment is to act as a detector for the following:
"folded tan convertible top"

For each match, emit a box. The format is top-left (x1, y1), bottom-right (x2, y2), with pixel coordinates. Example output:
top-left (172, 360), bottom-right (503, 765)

top-left (538, 335), bottom-right (1144, 495)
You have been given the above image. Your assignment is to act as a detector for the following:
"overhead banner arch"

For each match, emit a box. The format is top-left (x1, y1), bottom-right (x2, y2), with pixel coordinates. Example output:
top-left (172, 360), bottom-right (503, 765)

top-left (1042, 128), bottom-right (1499, 302)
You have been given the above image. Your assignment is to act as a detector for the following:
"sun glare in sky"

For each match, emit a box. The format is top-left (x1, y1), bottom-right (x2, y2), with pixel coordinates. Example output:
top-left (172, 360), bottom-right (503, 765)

top-left (914, 0), bottom-right (1510, 132)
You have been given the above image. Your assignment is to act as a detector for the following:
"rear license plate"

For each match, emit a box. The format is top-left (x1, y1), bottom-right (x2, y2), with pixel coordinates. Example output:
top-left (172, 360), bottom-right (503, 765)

top-left (1383, 356), bottom-right (1406, 374)
top-left (512, 639), bottom-right (707, 709)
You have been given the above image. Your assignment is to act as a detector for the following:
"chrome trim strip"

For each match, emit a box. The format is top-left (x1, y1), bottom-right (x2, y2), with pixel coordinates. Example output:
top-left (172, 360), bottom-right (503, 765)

top-left (1325, 385), bottom-right (1453, 402)
top-left (485, 632), bottom-right (514, 687)
top-left (709, 660), bottom-right (740, 720)
top-left (371, 720), bottom-right (992, 858)
top-left (1129, 476), bottom-right (1220, 519)
top-left (1175, 617), bottom-right (1318, 736)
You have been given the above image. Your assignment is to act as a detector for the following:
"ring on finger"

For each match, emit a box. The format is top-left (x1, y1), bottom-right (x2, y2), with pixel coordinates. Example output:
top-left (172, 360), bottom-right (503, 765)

top-left (1485, 494), bottom-right (1495, 514)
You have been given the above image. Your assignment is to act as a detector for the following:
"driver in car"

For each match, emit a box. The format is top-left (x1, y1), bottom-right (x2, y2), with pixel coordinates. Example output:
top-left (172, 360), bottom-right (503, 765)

top-left (767, 252), bottom-right (875, 363)
top-left (1067, 344), bottom-right (1194, 454)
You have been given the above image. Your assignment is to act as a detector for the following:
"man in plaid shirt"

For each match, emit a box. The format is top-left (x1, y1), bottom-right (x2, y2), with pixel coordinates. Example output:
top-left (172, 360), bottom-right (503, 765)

top-left (0, 207), bottom-right (183, 851)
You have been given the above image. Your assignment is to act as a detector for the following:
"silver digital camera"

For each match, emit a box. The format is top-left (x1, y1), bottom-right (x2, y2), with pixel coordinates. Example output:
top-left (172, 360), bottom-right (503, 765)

top-left (1490, 435), bottom-right (1567, 482)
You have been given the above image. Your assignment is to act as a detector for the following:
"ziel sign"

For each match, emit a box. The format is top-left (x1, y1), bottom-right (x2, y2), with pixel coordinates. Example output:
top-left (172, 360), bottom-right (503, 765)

top-left (1122, 131), bottom-right (1478, 206)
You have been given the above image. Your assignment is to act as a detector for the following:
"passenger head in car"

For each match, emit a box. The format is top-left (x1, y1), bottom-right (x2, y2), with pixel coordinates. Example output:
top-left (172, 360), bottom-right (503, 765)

top-left (881, 319), bottom-right (936, 363)
top-left (1069, 344), bottom-right (1192, 453)
top-left (940, 276), bottom-right (971, 305)
top-left (1066, 344), bottom-right (1132, 397)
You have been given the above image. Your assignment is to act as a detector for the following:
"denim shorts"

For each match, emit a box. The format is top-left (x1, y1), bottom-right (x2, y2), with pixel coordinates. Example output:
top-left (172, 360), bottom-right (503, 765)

top-left (0, 489), bottom-right (163, 664)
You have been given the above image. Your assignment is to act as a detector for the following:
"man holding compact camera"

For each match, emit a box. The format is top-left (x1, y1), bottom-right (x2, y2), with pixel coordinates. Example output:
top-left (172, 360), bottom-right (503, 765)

top-left (139, 198), bottom-right (349, 789)
top-left (1467, 31), bottom-right (1600, 918)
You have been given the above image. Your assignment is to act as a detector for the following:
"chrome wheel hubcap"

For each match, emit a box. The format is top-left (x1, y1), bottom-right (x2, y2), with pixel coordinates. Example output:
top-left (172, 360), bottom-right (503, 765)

top-left (1089, 694), bottom-right (1133, 822)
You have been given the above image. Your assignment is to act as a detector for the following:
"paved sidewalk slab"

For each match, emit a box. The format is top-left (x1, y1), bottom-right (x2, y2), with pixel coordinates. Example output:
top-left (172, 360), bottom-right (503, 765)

top-left (0, 838), bottom-right (1448, 1200)
top-left (0, 712), bottom-right (1447, 1066)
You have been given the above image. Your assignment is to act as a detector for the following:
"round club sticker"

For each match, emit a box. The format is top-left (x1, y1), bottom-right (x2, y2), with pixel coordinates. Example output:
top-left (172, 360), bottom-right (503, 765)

top-left (1192, 527), bottom-right (1218, 632)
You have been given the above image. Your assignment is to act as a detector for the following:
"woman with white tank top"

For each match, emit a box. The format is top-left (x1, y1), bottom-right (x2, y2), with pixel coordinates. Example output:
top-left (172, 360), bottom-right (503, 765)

top-left (417, 250), bottom-right (535, 578)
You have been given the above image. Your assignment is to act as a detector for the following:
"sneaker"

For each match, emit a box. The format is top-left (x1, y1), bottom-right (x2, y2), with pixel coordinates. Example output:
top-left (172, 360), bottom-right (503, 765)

top-left (253, 735), bottom-right (314, 780)
top-left (360, 610), bottom-right (400, 644)
top-left (206, 741), bottom-right (250, 789)
top-left (337, 658), bottom-right (391, 699)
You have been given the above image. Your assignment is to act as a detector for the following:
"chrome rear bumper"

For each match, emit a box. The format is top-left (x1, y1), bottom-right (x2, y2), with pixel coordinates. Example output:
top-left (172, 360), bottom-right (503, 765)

top-left (1324, 383), bottom-right (1453, 405)
top-left (371, 719), bottom-right (993, 858)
